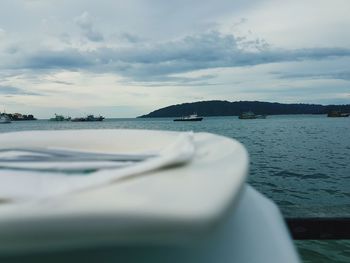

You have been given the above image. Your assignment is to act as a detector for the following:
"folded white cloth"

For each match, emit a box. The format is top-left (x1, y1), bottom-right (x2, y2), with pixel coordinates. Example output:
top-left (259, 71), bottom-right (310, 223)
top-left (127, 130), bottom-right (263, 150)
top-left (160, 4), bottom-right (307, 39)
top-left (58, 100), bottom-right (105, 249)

top-left (0, 131), bottom-right (195, 201)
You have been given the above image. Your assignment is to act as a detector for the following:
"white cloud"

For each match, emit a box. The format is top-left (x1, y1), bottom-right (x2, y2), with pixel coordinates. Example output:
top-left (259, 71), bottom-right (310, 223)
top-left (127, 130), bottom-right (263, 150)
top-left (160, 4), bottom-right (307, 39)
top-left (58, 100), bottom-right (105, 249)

top-left (74, 11), bottom-right (104, 42)
top-left (229, 0), bottom-right (350, 49)
top-left (0, 28), bottom-right (5, 38)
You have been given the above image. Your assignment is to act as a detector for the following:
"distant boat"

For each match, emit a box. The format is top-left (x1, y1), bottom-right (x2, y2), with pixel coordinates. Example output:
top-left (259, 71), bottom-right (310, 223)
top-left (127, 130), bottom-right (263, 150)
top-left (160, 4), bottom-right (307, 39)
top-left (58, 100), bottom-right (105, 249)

top-left (174, 113), bottom-right (203, 122)
top-left (71, 115), bottom-right (105, 122)
top-left (50, 114), bottom-right (71, 121)
top-left (327, 111), bottom-right (350, 117)
top-left (239, 111), bottom-right (266, 119)
top-left (7, 113), bottom-right (37, 121)
top-left (0, 115), bottom-right (11, 124)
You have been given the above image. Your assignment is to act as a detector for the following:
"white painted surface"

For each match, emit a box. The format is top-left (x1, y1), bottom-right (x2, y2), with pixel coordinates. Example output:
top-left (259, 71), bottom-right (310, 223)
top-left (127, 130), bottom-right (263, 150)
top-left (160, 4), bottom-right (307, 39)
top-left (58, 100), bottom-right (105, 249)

top-left (0, 129), bottom-right (249, 253)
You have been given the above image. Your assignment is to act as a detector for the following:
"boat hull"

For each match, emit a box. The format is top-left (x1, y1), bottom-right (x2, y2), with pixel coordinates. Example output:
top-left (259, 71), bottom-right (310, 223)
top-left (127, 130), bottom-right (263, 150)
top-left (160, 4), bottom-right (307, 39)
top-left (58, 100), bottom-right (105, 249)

top-left (0, 117), bottom-right (11, 124)
top-left (238, 116), bottom-right (256, 119)
top-left (327, 113), bottom-right (349, 117)
top-left (71, 117), bottom-right (104, 122)
top-left (239, 115), bottom-right (266, 119)
top-left (71, 119), bottom-right (104, 122)
top-left (327, 111), bottom-right (350, 117)
top-left (173, 117), bottom-right (203, 121)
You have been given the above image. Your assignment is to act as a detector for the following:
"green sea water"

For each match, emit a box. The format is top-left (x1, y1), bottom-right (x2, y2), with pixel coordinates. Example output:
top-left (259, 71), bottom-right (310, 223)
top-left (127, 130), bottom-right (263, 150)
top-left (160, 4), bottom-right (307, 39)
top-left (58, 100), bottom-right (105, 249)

top-left (0, 115), bottom-right (349, 262)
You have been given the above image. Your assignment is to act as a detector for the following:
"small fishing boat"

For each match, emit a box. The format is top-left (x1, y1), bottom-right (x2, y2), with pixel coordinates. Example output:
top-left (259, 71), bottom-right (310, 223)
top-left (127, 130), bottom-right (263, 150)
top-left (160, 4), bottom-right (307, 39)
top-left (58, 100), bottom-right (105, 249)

top-left (327, 111), bottom-right (350, 117)
top-left (0, 115), bottom-right (11, 124)
top-left (49, 114), bottom-right (71, 121)
top-left (239, 111), bottom-right (256, 119)
top-left (239, 111), bottom-right (266, 119)
top-left (4, 113), bottom-right (36, 121)
top-left (71, 115), bottom-right (104, 122)
top-left (174, 113), bottom-right (203, 121)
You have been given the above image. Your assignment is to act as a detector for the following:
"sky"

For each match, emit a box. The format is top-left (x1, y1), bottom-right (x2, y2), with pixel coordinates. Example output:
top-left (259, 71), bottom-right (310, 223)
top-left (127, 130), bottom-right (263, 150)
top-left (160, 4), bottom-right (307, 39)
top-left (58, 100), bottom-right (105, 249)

top-left (0, 0), bottom-right (349, 118)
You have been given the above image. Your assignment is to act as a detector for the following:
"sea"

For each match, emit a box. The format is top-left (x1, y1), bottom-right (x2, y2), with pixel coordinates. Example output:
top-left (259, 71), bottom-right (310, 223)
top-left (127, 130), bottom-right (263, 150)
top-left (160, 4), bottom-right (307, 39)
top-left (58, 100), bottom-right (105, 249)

top-left (0, 115), bottom-right (349, 262)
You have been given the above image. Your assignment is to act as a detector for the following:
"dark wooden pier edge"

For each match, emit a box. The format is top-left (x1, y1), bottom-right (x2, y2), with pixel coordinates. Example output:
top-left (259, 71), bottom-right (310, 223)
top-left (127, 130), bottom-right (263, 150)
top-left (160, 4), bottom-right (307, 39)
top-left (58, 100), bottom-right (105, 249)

top-left (286, 217), bottom-right (350, 240)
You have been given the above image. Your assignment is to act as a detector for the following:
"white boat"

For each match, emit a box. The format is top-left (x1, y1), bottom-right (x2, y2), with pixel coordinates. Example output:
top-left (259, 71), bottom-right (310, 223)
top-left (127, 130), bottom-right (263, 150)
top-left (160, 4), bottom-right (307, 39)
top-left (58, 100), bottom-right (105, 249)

top-left (0, 129), bottom-right (300, 262)
top-left (50, 114), bottom-right (71, 121)
top-left (174, 113), bottom-right (203, 121)
top-left (0, 115), bottom-right (11, 124)
top-left (239, 111), bottom-right (256, 119)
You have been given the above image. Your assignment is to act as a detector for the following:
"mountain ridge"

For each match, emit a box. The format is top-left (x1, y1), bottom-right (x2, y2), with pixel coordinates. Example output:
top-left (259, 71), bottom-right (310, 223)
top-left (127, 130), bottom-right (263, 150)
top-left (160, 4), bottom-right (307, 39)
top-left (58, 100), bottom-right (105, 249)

top-left (139, 100), bottom-right (350, 118)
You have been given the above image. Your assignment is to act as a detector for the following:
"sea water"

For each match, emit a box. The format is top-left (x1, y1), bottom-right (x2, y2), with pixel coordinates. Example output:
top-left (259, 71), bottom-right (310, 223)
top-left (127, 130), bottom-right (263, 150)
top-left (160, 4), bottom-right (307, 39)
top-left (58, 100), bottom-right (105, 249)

top-left (0, 115), bottom-right (349, 262)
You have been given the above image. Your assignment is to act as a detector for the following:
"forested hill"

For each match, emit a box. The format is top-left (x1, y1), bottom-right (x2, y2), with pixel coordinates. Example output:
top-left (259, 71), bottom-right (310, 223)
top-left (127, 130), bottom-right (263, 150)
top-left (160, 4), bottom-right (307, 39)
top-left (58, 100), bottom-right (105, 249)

top-left (139, 101), bottom-right (350, 118)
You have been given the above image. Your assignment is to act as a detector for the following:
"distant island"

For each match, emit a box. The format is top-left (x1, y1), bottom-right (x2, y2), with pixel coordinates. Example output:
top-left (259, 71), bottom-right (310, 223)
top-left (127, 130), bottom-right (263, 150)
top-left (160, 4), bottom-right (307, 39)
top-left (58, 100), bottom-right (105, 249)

top-left (1, 112), bottom-right (37, 121)
top-left (139, 101), bottom-right (350, 118)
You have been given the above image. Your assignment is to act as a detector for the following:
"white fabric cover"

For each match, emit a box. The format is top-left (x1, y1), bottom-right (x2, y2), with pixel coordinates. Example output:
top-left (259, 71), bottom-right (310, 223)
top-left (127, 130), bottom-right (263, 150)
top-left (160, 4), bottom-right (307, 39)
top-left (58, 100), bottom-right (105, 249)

top-left (0, 130), bottom-right (195, 200)
top-left (0, 129), bottom-right (249, 254)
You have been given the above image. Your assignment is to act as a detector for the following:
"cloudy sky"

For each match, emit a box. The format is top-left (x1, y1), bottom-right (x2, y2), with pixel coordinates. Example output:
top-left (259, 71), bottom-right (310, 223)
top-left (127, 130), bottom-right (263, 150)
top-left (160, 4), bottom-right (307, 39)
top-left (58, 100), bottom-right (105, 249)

top-left (0, 0), bottom-right (349, 118)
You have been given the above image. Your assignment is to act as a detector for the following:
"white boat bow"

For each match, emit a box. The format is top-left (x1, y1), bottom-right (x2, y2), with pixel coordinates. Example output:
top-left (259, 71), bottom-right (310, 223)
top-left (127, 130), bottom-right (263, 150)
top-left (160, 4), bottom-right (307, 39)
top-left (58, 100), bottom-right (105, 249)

top-left (0, 129), bottom-right (299, 262)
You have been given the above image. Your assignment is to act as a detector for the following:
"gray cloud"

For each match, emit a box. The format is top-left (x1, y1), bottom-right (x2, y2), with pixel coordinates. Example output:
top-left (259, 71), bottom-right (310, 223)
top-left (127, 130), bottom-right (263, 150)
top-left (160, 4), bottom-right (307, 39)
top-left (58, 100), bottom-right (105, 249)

top-left (274, 71), bottom-right (350, 81)
top-left (75, 12), bottom-right (104, 42)
top-left (243, 85), bottom-right (350, 95)
top-left (119, 33), bottom-right (143, 43)
top-left (121, 74), bottom-right (220, 87)
top-left (21, 49), bottom-right (92, 70)
top-left (0, 85), bottom-right (41, 96)
top-left (4, 31), bottom-right (350, 83)
top-left (97, 32), bottom-right (350, 81)
top-left (51, 80), bottom-right (74, 85)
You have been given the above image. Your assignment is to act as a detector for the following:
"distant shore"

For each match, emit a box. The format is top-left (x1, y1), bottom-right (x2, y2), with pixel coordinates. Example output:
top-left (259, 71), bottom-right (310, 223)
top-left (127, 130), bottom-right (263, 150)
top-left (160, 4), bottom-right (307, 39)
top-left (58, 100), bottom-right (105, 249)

top-left (139, 100), bottom-right (350, 118)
